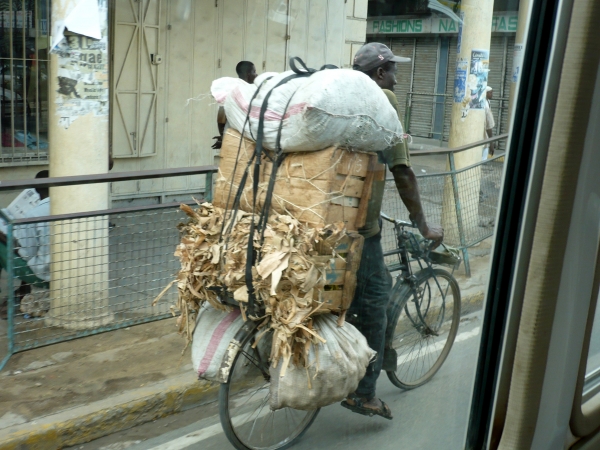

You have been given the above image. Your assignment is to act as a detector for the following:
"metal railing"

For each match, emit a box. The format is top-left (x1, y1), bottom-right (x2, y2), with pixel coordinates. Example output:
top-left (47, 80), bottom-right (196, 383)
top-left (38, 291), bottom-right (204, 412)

top-left (0, 136), bottom-right (507, 369)
top-left (0, 166), bottom-right (216, 370)
top-left (382, 134), bottom-right (508, 277)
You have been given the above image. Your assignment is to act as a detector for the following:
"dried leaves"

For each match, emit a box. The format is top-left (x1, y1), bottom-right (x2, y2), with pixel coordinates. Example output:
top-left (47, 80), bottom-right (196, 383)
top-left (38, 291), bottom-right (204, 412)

top-left (168, 200), bottom-right (346, 370)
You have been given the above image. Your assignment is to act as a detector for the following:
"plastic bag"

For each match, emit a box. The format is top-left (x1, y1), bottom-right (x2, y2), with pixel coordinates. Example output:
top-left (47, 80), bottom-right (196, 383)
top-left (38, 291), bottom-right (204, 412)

top-left (269, 314), bottom-right (376, 411)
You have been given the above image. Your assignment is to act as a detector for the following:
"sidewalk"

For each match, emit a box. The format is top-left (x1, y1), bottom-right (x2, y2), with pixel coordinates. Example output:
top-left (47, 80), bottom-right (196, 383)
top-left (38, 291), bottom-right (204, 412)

top-left (0, 238), bottom-right (493, 450)
top-left (0, 319), bottom-right (218, 450)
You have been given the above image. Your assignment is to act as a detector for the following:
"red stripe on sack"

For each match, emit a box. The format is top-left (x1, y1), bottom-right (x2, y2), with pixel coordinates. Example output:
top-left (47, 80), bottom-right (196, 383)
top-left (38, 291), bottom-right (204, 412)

top-left (231, 88), bottom-right (307, 121)
top-left (198, 309), bottom-right (241, 376)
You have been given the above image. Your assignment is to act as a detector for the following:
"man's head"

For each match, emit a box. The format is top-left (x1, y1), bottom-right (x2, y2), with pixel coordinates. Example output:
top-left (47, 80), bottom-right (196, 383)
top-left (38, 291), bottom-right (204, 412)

top-left (35, 170), bottom-right (49, 200)
top-left (353, 42), bottom-right (410, 90)
top-left (236, 61), bottom-right (257, 84)
top-left (486, 86), bottom-right (493, 100)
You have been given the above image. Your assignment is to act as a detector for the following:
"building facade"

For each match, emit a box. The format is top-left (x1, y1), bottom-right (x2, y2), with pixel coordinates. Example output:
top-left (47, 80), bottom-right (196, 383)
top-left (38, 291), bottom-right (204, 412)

top-left (367, 11), bottom-right (518, 149)
top-left (0, 0), bottom-right (368, 205)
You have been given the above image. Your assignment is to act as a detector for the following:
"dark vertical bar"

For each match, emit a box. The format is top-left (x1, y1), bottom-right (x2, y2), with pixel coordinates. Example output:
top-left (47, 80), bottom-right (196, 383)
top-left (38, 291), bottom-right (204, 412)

top-left (21, 0), bottom-right (27, 158)
top-left (448, 152), bottom-right (470, 277)
top-left (205, 171), bottom-right (213, 202)
top-left (432, 36), bottom-right (449, 141)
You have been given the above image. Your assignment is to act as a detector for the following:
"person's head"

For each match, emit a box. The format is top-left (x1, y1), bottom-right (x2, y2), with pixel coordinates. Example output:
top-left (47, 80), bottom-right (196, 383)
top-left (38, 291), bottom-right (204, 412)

top-left (236, 61), bottom-right (257, 84)
top-left (486, 86), bottom-right (493, 100)
top-left (352, 42), bottom-right (410, 90)
top-left (35, 170), bottom-right (49, 200)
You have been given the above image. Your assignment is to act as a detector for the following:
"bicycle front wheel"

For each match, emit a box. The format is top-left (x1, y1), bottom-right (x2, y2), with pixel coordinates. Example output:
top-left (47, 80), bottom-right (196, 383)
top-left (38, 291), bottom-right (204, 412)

top-left (219, 326), bottom-right (320, 450)
top-left (386, 268), bottom-right (461, 389)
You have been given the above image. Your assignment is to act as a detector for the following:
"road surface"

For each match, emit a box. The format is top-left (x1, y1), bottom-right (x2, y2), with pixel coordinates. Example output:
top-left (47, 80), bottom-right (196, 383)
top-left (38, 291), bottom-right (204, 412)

top-left (71, 314), bottom-right (482, 450)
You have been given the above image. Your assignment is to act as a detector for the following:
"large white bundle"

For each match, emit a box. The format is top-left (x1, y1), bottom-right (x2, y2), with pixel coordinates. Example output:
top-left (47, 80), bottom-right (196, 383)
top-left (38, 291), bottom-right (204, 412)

top-left (269, 314), bottom-right (376, 411)
top-left (215, 69), bottom-right (403, 152)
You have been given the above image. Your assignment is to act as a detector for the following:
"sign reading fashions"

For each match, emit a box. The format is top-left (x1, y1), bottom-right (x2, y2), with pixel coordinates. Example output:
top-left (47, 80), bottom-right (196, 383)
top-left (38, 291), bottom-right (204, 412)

top-left (368, 13), bottom-right (518, 35)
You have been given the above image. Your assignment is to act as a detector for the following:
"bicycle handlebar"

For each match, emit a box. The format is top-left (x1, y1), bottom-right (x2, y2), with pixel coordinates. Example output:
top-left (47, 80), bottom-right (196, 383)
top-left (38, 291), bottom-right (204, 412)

top-left (380, 212), bottom-right (415, 228)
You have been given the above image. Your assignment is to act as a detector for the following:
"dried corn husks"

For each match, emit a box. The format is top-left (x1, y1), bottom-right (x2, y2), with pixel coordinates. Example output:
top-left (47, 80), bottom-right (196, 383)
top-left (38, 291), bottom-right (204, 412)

top-left (168, 200), bottom-right (346, 370)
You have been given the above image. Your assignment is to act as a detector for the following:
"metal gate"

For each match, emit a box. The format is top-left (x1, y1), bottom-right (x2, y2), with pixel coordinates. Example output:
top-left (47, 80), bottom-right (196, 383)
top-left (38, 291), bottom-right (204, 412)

top-left (111, 0), bottom-right (163, 159)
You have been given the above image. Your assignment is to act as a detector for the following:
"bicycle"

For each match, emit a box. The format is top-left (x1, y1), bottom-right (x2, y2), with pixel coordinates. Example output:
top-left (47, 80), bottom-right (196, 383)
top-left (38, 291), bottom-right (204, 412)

top-left (218, 213), bottom-right (462, 450)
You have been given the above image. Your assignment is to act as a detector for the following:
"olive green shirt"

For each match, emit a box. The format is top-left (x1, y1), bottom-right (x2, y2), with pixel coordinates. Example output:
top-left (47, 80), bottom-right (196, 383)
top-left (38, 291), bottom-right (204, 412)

top-left (358, 89), bottom-right (411, 238)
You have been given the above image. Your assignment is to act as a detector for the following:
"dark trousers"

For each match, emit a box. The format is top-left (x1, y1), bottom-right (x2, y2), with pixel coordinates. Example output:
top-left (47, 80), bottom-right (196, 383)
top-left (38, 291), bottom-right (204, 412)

top-left (347, 232), bottom-right (392, 399)
top-left (0, 241), bottom-right (48, 295)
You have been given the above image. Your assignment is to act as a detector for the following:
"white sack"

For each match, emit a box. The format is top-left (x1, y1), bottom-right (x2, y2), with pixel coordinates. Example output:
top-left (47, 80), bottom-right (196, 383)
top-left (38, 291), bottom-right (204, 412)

top-left (211, 77), bottom-right (249, 105)
top-left (217, 69), bottom-right (404, 152)
top-left (269, 314), bottom-right (376, 411)
top-left (191, 304), bottom-right (244, 381)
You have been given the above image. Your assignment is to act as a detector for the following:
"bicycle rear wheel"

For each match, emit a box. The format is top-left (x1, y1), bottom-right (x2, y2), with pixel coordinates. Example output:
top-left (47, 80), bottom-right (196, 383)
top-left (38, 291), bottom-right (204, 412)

top-left (219, 326), bottom-right (320, 450)
top-left (386, 268), bottom-right (461, 389)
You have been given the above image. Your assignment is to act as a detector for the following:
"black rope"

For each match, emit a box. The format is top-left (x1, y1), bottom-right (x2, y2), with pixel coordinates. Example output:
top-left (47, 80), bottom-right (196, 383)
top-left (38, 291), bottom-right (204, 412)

top-left (239, 57), bottom-right (338, 316)
top-left (219, 78), bottom-right (272, 241)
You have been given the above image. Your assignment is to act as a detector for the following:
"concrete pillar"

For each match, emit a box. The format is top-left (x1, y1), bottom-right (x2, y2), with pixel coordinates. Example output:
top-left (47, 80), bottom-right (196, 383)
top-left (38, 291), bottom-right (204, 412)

top-left (442, 0), bottom-right (494, 245)
top-left (507, 0), bottom-right (532, 125)
top-left (46, 0), bottom-right (113, 330)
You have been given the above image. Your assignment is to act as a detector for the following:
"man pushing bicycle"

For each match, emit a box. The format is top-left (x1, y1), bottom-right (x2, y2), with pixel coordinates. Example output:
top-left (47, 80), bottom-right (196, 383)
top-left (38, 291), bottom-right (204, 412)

top-left (341, 42), bottom-right (444, 420)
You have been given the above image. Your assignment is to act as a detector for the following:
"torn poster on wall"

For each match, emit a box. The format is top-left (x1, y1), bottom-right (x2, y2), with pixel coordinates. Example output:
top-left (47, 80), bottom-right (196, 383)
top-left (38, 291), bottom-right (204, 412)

top-left (50, 0), bottom-right (102, 51)
top-left (52, 0), bottom-right (108, 129)
top-left (454, 58), bottom-right (468, 103)
top-left (467, 49), bottom-right (489, 110)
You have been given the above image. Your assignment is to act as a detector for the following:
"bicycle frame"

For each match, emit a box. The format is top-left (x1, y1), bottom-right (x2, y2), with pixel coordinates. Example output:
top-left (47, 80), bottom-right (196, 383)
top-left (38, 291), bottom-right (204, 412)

top-left (381, 214), bottom-right (459, 369)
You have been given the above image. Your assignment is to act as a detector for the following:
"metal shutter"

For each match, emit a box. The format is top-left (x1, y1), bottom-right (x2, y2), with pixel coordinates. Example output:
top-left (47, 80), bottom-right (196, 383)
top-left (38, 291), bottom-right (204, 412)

top-left (409, 37), bottom-right (439, 138)
top-left (488, 35), bottom-right (514, 152)
top-left (390, 38), bottom-right (416, 126)
top-left (498, 35), bottom-right (515, 151)
top-left (443, 36), bottom-right (458, 141)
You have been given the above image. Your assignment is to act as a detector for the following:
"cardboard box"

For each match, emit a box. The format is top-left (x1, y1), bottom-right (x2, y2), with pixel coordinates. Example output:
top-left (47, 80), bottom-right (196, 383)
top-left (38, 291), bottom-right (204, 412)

top-left (214, 129), bottom-right (384, 232)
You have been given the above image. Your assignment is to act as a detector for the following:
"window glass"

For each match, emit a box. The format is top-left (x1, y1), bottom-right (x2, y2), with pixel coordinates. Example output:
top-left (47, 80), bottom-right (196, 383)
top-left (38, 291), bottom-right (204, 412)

top-left (583, 290), bottom-right (600, 401)
top-left (0, 0), bottom-right (50, 164)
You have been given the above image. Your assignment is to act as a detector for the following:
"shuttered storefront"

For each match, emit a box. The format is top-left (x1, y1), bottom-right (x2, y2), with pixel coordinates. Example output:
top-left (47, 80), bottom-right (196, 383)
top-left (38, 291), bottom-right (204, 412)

top-left (390, 34), bottom-right (515, 144)
top-left (390, 37), bottom-right (439, 137)
top-left (443, 36), bottom-right (458, 140)
top-left (487, 35), bottom-right (515, 151)
top-left (389, 38), bottom-right (415, 127)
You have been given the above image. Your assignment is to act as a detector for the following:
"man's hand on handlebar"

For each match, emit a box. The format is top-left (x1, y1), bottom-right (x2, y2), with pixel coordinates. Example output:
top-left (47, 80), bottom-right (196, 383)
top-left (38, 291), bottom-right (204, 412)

top-left (410, 214), bottom-right (443, 249)
top-left (422, 224), bottom-right (444, 250)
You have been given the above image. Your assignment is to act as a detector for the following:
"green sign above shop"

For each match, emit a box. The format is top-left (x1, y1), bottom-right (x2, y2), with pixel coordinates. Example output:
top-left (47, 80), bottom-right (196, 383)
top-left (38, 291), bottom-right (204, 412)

top-left (368, 13), bottom-right (518, 35)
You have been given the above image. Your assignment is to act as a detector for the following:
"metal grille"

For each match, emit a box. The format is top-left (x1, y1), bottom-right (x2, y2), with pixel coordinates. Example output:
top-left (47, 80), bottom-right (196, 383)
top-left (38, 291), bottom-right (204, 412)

top-left (0, 0), bottom-right (50, 165)
top-left (381, 155), bottom-right (504, 269)
top-left (8, 206), bottom-right (183, 351)
top-left (488, 35), bottom-right (513, 152)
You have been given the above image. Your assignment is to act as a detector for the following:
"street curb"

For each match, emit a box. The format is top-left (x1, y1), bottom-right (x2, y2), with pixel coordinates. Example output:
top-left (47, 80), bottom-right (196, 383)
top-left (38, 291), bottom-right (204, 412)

top-left (0, 373), bottom-right (218, 450)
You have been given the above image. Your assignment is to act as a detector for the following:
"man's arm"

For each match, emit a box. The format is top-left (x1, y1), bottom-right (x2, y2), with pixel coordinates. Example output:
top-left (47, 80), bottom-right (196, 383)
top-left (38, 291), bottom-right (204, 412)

top-left (212, 107), bottom-right (227, 149)
top-left (390, 164), bottom-right (443, 244)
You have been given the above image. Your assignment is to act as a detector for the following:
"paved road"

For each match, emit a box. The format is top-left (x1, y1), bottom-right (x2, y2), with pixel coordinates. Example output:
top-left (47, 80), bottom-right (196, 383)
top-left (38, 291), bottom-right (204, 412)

top-left (73, 314), bottom-right (482, 450)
